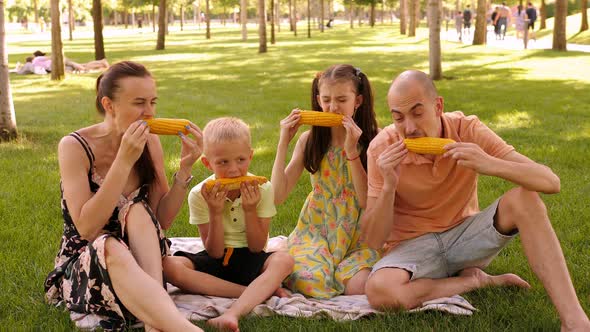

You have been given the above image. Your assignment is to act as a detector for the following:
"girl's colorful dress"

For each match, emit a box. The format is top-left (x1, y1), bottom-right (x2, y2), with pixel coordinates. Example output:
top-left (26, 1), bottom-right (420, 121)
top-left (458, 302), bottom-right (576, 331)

top-left (284, 146), bottom-right (380, 298)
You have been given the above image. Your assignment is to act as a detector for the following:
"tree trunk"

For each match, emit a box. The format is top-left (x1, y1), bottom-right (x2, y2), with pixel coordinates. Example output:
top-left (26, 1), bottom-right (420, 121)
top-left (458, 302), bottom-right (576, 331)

top-left (472, 0), bottom-right (486, 44)
top-left (289, 0), bottom-right (294, 30)
top-left (241, 0), bottom-right (248, 40)
top-left (271, 0), bottom-right (276, 43)
top-left (276, 0), bottom-right (280, 32)
top-left (400, 0), bottom-right (406, 34)
top-left (370, 2), bottom-right (375, 27)
top-left (206, 0), bottom-right (211, 39)
top-left (181, 5), bottom-right (184, 31)
top-left (33, 0), bottom-right (39, 24)
top-left (428, 0), bottom-right (441, 79)
top-left (552, 0), bottom-right (567, 50)
top-left (320, 0), bottom-right (324, 32)
top-left (258, 0), bottom-right (267, 52)
top-left (68, 0), bottom-right (73, 40)
top-left (50, 0), bottom-right (65, 80)
top-left (540, 0), bottom-right (546, 29)
top-left (293, 0), bottom-right (297, 36)
top-left (581, 0), bottom-right (588, 32)
top-left (0, 0), bottom-right (17, 141)
top-left (92, 0), bottom-right (105, 60)
top-left (156, 0), bottom-right (166, 49)
top-left (409, 0), bottom-right (416, 36)
top-left (350, 2), bottom-right (354, 28)
top-left (307, 0), bottom-right (311, 37)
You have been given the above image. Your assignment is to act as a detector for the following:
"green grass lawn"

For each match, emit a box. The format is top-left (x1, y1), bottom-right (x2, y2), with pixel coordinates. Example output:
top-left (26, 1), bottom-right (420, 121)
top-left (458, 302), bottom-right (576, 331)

top-left (2, 23), bottom-right (589, 331)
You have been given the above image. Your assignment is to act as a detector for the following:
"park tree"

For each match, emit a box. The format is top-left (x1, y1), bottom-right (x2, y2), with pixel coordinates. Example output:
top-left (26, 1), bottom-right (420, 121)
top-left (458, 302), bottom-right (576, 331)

top-left (92, 0), bottom-right (106, 59)
top-left (552, 0), bottom-right (567, 50)
top-left (581, 0), bottom-right (588, 32)
top-left (427, 0), bottom-right (441, 79)
top-left (258, 0), bottom-right (267, 52)
top-left (399, 0), bottom-right (406, 33)
top-left (205, 0), bottom-right (211, 39)
top-left (408, 0), bottom-right (416, 36)
top-left (156, 0), bottom-right (166, 48)
top-left (0, 0), bottom-right (17, 141)
top-left (306, 0), bottom-right (310, 37)
top-left (270, 0), bottom-right (276, 43)
top-left (50, 0), bottom-right (65, 80)
top-left (241, 0), bottom-right (247, 40)
top-left (540, 0), bottom-right (546, 29)
top-left (68, 0), bottom-right (74, 40)
top-left (292, 0), bottom-right (297, 35)
top-left (472, 0), bottom-right (485, 44)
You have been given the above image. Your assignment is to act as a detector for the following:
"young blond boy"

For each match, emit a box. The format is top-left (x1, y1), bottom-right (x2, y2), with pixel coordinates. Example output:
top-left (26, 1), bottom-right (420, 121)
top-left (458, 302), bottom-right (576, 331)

top-left (163, 117), bottom-right (294, 331)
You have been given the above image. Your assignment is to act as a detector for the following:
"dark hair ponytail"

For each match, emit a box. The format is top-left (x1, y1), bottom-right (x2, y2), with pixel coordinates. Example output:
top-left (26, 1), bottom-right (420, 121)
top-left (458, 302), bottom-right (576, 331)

top-left (303, 64), bottom-right (378, 173)
top-left (95, 61), bottom-right (156, 188)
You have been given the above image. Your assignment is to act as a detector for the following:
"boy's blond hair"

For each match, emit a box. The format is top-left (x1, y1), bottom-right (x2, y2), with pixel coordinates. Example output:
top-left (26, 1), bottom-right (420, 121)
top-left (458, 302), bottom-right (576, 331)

top-left (203, 117), bottom-right (251, 153)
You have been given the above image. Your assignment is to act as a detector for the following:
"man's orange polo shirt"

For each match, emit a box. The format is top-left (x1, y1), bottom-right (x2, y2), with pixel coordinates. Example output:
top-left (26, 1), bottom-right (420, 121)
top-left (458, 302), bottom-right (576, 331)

top-left (367, 111), bottom-right (514, 252)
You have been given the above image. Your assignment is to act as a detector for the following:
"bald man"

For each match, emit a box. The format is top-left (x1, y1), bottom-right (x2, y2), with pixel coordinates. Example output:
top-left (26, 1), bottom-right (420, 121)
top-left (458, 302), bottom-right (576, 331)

top-left (362, 70), bottom-right (590, 331)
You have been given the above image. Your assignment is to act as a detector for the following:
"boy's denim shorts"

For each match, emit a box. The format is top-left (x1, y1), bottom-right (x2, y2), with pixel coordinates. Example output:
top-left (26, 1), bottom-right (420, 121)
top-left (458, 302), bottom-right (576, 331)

top-left (371, 199), bottom-right (517, 280)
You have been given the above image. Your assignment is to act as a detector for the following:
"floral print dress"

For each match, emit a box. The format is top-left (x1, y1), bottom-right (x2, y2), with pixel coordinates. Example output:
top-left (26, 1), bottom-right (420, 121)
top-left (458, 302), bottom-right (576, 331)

top-left (44, 132), bottom-right (169, 331)
top-left (284, 146), bottom-right (380, 299)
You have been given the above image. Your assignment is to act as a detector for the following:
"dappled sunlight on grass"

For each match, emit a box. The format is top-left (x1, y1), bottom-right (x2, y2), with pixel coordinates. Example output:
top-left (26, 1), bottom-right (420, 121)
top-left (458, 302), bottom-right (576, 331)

top-left (491, 111), bottom-right (538, 129)
top-left (133, 52), bottom-right (224, 63)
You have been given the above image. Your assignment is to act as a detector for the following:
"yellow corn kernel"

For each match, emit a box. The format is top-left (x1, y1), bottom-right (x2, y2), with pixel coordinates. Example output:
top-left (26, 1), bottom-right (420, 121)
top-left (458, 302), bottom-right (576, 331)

top-left (145, 118), bottom-right (191, 135)
top-left (298, 110), bottom-right (343, 127)
top-left (204, 175), bottom-right (268, 191)
top-left (403, 137), bottom-right (456, 155)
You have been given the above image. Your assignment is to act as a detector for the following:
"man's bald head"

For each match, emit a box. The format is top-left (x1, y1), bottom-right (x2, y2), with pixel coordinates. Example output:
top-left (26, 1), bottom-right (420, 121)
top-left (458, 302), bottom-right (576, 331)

top-left (388, 70), bottom-right (438, 100)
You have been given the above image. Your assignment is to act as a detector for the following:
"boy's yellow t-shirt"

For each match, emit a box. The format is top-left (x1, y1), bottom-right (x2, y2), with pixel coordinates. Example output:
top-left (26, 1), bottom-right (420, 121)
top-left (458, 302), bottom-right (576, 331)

top-left (188, 173), bottom-right (276, 248)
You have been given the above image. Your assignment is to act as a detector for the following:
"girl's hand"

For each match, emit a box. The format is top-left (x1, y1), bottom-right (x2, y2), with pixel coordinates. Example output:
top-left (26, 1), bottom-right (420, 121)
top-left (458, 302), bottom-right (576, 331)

top-left (118, 120), bottom-right (150, 168)
top-left (201, 182), bottom-right (228, 214)
top-left (178, 122), bottom-right (203, 171)
top-left (343, 115), bottom-right (362, 159)
top-left (279, 109), bottom-right (302, 145)
top-left (377, 140), bottom-right (408, 190)
top-left (240, 181), bottom-right (261, 212)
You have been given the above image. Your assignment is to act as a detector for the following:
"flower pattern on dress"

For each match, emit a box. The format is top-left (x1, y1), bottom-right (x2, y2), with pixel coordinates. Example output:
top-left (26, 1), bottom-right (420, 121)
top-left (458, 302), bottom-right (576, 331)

top-left (44, 135), bottom-right (169, 331)
top-left (285, 146), bottom-right (380, 299)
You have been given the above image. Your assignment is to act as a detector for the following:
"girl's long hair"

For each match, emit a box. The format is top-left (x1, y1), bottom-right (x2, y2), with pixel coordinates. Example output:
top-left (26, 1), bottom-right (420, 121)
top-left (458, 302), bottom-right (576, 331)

top-left (96, 61), bottom-right (156, 188)
top-left (304, 64), bottom-right (378, 173)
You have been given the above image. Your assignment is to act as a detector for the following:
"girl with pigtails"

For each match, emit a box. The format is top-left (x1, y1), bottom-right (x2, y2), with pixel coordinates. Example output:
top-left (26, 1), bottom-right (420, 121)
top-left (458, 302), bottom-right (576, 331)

top-left (271, 64), bottom-right (381, 298)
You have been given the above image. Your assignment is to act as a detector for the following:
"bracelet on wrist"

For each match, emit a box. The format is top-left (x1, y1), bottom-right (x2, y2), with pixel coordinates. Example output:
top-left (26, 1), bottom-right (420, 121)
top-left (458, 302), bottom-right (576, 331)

top-left (173, 172), bottom-right (194, 189)
top-left (346, 153), bottom-right (361, 161)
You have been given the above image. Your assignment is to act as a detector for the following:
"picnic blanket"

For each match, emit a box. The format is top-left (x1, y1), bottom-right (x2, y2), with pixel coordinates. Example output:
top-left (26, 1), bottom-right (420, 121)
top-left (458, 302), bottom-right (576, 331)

top-left (70, 236), bottom-right (476, 330)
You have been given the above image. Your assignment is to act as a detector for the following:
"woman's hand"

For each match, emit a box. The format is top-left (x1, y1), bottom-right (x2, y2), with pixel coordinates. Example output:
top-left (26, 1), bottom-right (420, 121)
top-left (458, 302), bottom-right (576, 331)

top-left (201, 182), bottom-right (228, 215)
top-left (178, 122), bottom-right (203, 171)
top-left (279, 109), bottom-right (302, 146)
top-left (343, 115), bottom-right (362, 159)
top-left (240, 181), bottom-right (261, 212)
top-left (118, 120), bottom-right (150, 168)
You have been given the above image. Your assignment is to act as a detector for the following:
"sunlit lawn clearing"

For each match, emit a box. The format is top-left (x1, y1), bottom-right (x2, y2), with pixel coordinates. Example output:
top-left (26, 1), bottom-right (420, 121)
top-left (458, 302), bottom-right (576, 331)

top-left (2, 24), bottom-right (589, 331)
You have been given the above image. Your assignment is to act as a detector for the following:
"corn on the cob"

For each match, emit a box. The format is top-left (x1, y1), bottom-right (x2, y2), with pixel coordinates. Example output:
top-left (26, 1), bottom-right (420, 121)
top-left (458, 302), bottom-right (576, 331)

top-left (403, 137), bottom-right (456, 155)
top-left (145, 118), bottom-right (191, 135)
top-left (204, 176), bottom-right (268, 191)
top-left (298, 110), bottom-right (343, 127)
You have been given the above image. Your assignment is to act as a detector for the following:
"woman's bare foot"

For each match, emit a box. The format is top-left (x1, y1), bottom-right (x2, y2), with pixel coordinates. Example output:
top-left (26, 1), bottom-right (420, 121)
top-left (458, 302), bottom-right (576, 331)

top-left (273, 287), bottom-right (292, 298)
top-left (459, 267), bottom-right (531, 289)
top-left (207, 314), bottom-right (239, 332)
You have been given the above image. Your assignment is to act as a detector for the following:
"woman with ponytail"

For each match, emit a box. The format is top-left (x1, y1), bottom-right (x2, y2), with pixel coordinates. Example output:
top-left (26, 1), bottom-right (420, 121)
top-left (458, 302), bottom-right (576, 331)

top-left (44, 61), bottom-right (203, 331)
top-left (271, 64), bottom-right (380, 298)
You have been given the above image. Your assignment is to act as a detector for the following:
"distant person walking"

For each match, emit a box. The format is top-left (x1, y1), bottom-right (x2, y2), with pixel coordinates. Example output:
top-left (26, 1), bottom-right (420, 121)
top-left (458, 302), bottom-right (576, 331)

top-left (455, 11), bottom-right (463, 41)
top-left (491, 7), bottom-right (501, 39)
top-left (515, 5), bottom-right (528, 40)
top-left (493, 2), bottom-right (511, 40)
top-left (462, 5), bottom-right (473, 35)
top-left (525, 2), bottom-right (537, 40)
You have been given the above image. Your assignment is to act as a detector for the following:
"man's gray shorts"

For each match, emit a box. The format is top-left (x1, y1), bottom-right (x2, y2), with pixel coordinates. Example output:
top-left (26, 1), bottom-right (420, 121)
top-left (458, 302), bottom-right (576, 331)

top-left (371, 199), bottom-right (517, 280)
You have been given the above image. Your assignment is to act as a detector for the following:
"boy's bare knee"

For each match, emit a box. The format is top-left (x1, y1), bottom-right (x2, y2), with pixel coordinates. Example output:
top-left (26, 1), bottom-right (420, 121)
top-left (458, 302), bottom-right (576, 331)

top-left (268, 251), bottom-right (294, 274)
top-left (163, 256), bottom-right (192, 282)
